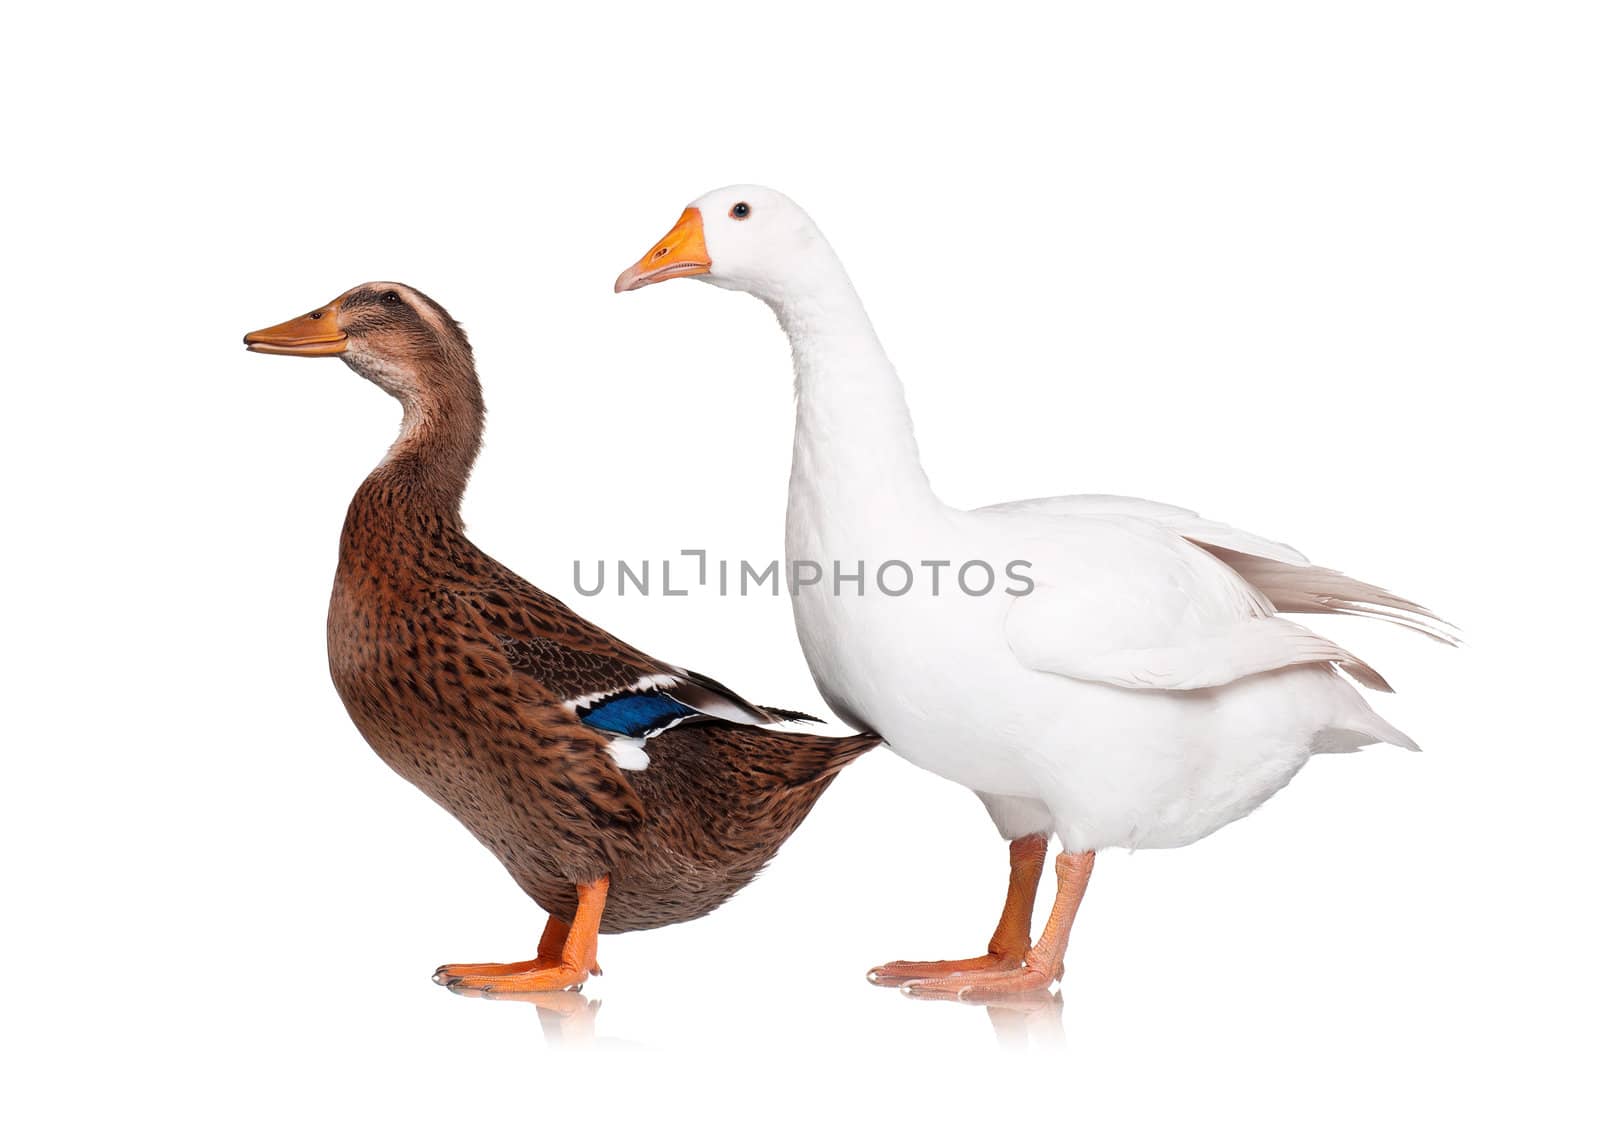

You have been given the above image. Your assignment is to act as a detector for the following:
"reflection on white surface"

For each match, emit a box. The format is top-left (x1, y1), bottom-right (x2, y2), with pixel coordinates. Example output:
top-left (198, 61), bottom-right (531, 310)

top-left (901, 986), bottom-right (1069, 1050)
top-left (977, 991), bottom-right (1066, 1051)
top-left (442, 975), bottom-right (1067, 1052)
top-left (442, 984), bottom-right (654, 1050)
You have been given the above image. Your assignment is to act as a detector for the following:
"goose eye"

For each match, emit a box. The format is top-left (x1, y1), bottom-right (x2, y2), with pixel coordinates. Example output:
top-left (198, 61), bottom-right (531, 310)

top-left (730, 202), bottom-right (751, 220)
top-left (381, 291), bottom-right (401, 306)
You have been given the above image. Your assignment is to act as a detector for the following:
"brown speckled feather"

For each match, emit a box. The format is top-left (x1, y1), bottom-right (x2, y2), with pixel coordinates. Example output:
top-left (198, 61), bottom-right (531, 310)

top-left (304, 282), bottom-right (878, 933)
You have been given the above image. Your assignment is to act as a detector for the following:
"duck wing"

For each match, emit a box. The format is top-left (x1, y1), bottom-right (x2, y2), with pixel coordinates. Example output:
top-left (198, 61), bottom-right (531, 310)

top-left (463, 561), bottom-right (814, 771)
top-left (501, 636), bottom-right (809, 723)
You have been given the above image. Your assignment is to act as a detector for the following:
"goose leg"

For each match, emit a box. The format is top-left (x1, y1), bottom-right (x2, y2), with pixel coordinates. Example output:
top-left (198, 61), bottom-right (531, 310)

top-left (867, 834), bottom-right (1047, 987)
top-left (436, 876), bottom-right (609, 994)
top-left (904, 850), bottom-right (1094, 999)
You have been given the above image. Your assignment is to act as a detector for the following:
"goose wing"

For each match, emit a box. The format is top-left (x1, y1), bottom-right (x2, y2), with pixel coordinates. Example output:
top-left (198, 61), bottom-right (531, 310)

top-left (983, 493), bottom-right (1456, 645)
top-left (979, 493), bottom-right (1308, 562)
top-left (993, 510), bottom-right (1390, 692)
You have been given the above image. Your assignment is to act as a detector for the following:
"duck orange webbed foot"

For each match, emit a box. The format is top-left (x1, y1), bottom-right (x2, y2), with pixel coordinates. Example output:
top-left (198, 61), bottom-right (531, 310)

top-left (433, 951), bottom-right (602, 986)
top-left (435, 877), bottom-right (609, 998)
top-left (434, 956), bottom-right (560, 983)
top-left (443, 962), bottom-right (592, 995)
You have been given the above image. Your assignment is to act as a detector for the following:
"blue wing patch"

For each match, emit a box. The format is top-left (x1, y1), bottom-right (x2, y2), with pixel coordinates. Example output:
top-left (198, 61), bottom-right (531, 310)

top-left (578, 692), bottom-right (699, 738)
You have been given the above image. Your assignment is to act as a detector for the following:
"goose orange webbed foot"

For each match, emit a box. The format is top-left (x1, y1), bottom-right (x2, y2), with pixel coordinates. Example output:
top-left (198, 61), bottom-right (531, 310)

top-left (867, 952), bottom-right (1024, 988)
top-left (900, 850), bottom-right (1095, 1002)
top-left (900, 959), bottom-right (1059, 1001)
top-left (867, 834), bottom-right (1047, 989)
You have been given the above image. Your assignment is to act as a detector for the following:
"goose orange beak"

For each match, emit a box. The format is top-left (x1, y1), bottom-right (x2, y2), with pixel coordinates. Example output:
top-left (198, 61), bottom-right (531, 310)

top-left (614, 208), bottom-right (711, 293)
top-left (243, 303), bottom-right (348, 356)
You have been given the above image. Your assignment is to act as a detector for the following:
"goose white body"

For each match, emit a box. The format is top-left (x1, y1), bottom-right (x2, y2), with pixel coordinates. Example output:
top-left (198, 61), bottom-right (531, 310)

top-left (631, 185), bottom-right (1447, 856)
top-left (787, 410), bottom-right (1415, 853)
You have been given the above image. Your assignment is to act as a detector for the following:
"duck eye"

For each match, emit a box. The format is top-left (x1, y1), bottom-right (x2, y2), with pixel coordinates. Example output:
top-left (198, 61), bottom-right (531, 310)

top-left (381, 291), bottom-right (401, 306)
top-left (730, 202), bottom-right (751, 220)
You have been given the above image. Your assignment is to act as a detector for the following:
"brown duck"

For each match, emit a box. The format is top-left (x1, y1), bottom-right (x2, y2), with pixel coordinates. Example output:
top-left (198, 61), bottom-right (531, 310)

top-left (244, 282), bottom-right (878, 993)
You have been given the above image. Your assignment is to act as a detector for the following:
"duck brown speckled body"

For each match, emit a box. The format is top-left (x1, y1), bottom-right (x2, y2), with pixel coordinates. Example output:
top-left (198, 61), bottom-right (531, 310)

top-left (244, 282), bottom-right (877, 992)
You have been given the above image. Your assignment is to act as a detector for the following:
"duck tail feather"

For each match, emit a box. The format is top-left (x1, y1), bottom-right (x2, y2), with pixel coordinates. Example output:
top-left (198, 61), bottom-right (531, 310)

top-left (823, 731), bottom-right (883, 770)
top-left (760, 705), bottom-right (824, 725)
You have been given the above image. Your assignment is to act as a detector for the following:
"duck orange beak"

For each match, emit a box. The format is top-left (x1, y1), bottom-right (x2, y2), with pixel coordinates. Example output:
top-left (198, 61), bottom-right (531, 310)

top-left (243, 301), bottom-right (349, 356)
top-left (614, 208), bottom-right (711, 293)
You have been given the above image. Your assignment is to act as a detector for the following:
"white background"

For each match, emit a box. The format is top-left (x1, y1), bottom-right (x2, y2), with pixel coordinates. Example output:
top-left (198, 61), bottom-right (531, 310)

top-left (4, 2), bottom-right (1596, 1143)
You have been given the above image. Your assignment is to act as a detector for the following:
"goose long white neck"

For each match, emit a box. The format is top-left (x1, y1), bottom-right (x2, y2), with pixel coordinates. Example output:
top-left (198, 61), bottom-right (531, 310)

top-left (765, 268), bottom-right (941, 546)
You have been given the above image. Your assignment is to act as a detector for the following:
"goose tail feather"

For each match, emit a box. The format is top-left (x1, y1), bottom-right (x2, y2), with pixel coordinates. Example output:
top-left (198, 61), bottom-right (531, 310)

top-left (1197, 545), bottom-right (1460, 647)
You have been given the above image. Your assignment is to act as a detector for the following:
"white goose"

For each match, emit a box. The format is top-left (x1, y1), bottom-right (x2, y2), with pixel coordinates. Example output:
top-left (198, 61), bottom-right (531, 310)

top-left (616, 186), bottom-right (1455, 999)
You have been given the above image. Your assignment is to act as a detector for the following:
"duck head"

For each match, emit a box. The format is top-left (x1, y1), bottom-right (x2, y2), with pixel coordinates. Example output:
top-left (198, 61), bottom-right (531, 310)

top-left (244, 281), bottom-right (474, 400)
top-left (614, 185), bottom-right (838, 301)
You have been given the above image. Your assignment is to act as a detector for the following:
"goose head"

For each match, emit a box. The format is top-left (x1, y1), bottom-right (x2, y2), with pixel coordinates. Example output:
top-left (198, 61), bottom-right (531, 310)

top-left (244, 281), bottom-right (474, 401)
top-left (614, 185), bottom-right (837, 301)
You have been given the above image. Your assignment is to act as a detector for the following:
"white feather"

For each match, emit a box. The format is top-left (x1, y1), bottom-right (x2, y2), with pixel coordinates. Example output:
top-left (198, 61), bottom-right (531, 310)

top-left (606, 738), bottom-right (651, 771)
top-left (563, 673), bottom-right (681, 714)
top-left (675, 184), bottom-right (1450, 853)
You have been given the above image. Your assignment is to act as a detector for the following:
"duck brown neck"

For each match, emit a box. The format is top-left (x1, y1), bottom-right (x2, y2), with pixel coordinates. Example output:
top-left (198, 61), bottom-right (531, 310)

top-left (353, 350), bottom-right (485, 522)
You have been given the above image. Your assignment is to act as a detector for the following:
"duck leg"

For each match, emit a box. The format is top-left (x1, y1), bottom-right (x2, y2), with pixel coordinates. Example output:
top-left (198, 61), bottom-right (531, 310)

top-left (433, 915), bottom-right (582, 983)
top-left (904, 851), bottom-right (1095, 999)
top-left (867, 834), bottom-right (1047, 987)
top-left (436, 876), bottom-right (609, 994)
